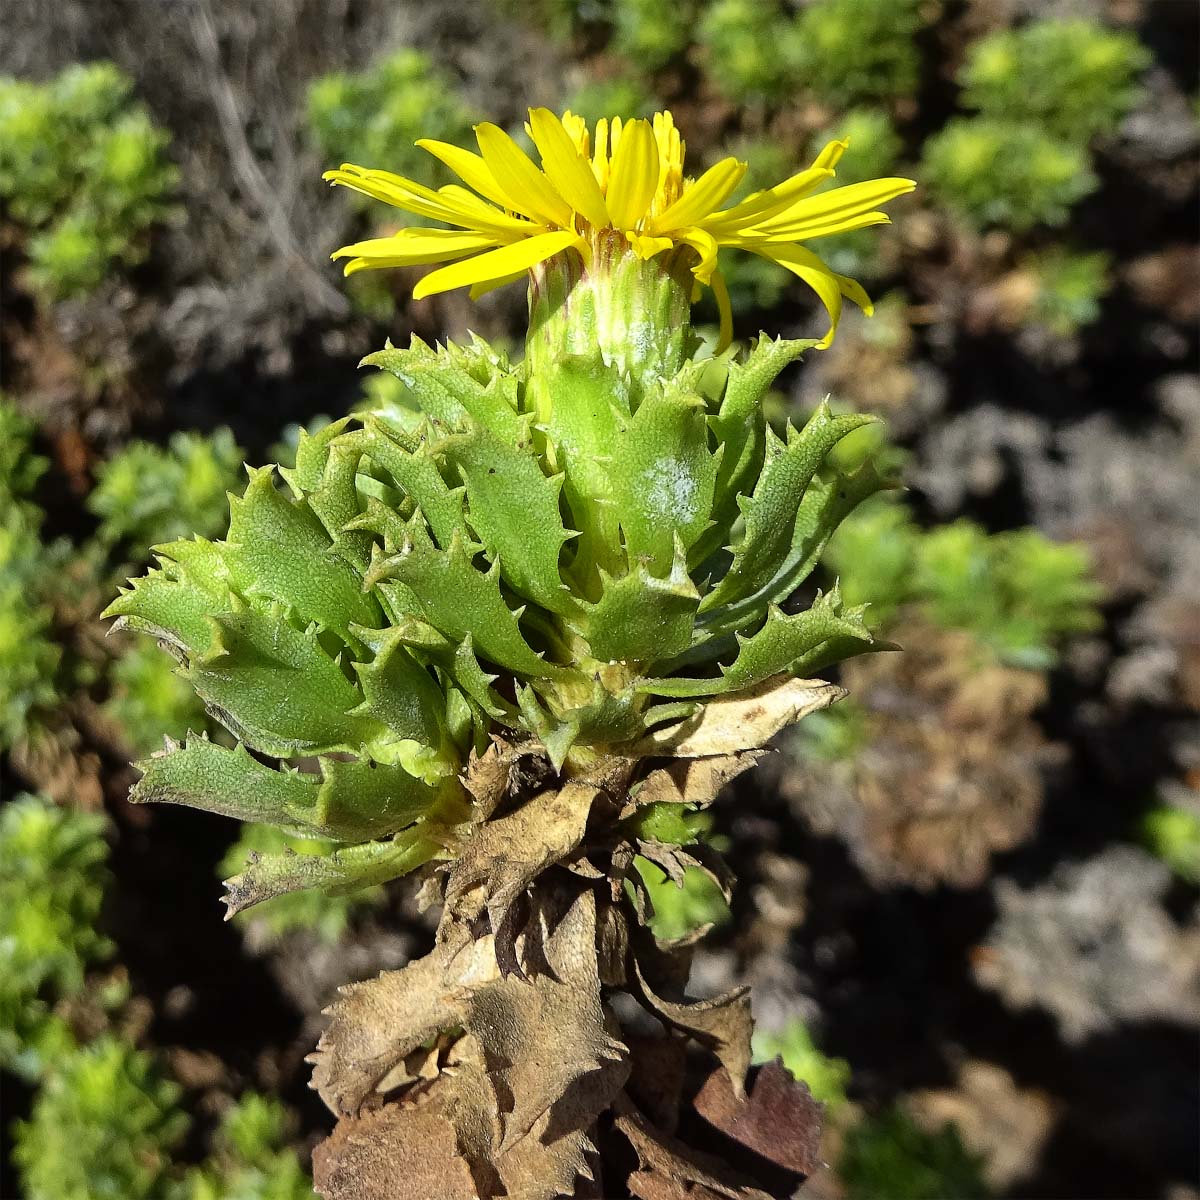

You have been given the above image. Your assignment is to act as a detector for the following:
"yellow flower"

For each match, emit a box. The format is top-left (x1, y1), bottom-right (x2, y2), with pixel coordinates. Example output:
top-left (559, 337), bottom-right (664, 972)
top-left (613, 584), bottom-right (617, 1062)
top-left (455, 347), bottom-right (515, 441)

top-left (325, 109), bottom-right (914, 350)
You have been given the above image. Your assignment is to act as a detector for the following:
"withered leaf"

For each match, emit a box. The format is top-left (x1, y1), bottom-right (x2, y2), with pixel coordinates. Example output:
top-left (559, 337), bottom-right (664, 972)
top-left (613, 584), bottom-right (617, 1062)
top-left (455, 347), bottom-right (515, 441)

top-left (614, 1096), bottom-right (773, 1200)
top-left (623, 752), bottom-right (765, 816)
top-left (466, 889), bottom-right (629, 1150)
top-left (310, 933), bottom-right (498, 1116)
top-left (312, 1097), bottom-right (479, 1200)
top-left (595, 897), bottom-right (631, 987)
top-left (624, 1034), bottom-right (689, 1134)
top-left (444, 780), bottom-right (601, 935)
top-left (692, 1061), bottom-right (825, 1184)
top-left (632, 677), bottom-right (843, 757)
top-left (464, 738), bottom-right (553, 820)
top-left (632, 957), bottom-right (753, 1099)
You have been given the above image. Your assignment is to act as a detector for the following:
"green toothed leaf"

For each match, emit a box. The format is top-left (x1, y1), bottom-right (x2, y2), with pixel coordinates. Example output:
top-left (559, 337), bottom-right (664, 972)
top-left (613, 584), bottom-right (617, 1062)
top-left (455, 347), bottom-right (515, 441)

top-left (611, 370), bottom-right (719, 574)
top-left (697, 459), bottom-right (893, 643)
top-left (363, 337), bottom-right (520, 439)
top-left (361, 418), bottom-right (468, 550)
top-left (721, 588), bottom-right (877, 691)
top-left (281, 419), bottom-right (374, 569)
top-left (351, 626), bottom-right (449, 753)
top-left (222, 827), bottom-right (442, 917)
top-left (700, 403), bottom-right (876, 614)
top-left (365, 528), bottom-right (561, 680)
top-left (544, 356), bottom-right (631, 585)
top-left (187, 604), bottom-right (381, 757)
top-left (694, 336), bottom-right (819, 565)
top-left (313, 756), bottom-right (457, 839)
top-left (585, 535), bottom-right (700, 665)
top-left (439, 421), bottom-right (577, 616)
top-left (131, 734), bottom-right (320, 829)
top-left (223, 466), bottom-right (381, 641)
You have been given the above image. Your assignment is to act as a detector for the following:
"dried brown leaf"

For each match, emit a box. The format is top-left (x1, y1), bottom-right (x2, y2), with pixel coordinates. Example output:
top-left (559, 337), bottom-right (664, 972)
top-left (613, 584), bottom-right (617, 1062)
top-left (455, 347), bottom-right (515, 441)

top-left (692, 1061), bottom-right (824, 1181)
top-left (466, 889), bottom-right (629, 1150)
top-left (632, 957), bottom-right (753, 1100)
top-left (312, 1098), bottom-right (479, 1200)
top-left (624, 752), bottom-right (765, 816)
top-left (625, 1034), bottom-right (689, 1133)
top-left (614, 1097), bottom-right (773, 1200)
top-left (445, 781), bottom-right (601, 936)
top-left (310, 934), bottom-right (498, 1116)
top-left (632, 677), bottom-right (843, 757)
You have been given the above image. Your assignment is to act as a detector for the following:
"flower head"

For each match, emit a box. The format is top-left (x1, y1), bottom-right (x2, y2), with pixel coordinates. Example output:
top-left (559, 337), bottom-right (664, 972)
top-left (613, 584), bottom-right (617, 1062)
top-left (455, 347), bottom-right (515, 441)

top-left (325, 108), bottom-right (914, 349)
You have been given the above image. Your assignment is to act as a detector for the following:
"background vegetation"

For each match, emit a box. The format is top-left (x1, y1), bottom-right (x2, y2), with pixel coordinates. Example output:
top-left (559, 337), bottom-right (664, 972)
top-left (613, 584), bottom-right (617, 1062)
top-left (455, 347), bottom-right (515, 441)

top-left (2, 1), bottom-right (1196, 1196)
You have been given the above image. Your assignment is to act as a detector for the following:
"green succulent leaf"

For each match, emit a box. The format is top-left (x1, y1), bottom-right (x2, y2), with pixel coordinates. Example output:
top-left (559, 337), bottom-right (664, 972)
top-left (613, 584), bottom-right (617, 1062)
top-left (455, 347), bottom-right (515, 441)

top-left (281, 418), bottom-right (374, 568)
top-left (611, 370), bottom-right (719, 574)
top-left (188, 605), bottom-right (380, 757)
top-left (697, 458), bottom-right (893, 645)
top-left (700, 403), bottom-right (877, 614)
top-left (439, 421), bottom-right (577, 616)
top-left (364, 337), bottom-right (520, 438)
top-left (696, 336), bottom-right (819, 565)
top-left (132, 735), bottom-right (319, 829)
top-left (224, 466), bottom-right (381, 642)
top-left (544, 355), bottom-right (630, 584)
top-left (366, 528), bottom-right (561, 680)
top-left (133, 734), bottom-right (450, 841)
top-left (223, 826), bottom-right (442, 918)
top-left (361, 418), bottom-right (468, 550)
top-left (585, 535), bottom-right (700, 665)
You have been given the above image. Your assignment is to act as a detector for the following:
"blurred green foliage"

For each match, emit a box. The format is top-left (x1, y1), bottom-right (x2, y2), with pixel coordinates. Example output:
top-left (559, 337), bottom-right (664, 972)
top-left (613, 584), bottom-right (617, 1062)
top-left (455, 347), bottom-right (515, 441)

top-left (752, 1020), bottom-right (852, 1111)
top-left (610, 0), bottom-right (694, 69)
top-left (88, 428), bottom-right (244, 552)
top-left (697, 0), bottom-right (800, 103)
top-left (182, 1093), bottom-right (315, 1200)
top-left (791, 0), bottom-right (928, 107)
top-left (561, 74), bottom-right (659, 125)
top-left (13, 1036), bottom-right (187, 1200)
top-left (102, 638), bottom-right (209, 756)
top-left (960, 19), bottom-right (1149, 144)
top-left (828, 501), bottom-right (1102, 669)
top-left (636, 858), bottom-right (730, 941)
top-left (0, 795), bottom-right (112, 1080)
top-left (1021, 249), bottom-right (1111, 336)
top-left (809, 109), bottom-right (904, 277)
top-left (839, 1105), bottom-right (989, 1200)
top-left (219, 824), bottom-right (385, 942)
top-left (923, 17), bottom-right (1148, 234)
top-left (308, 49), bottom-right (475, 200)
top-left (0, 400), bottom-right (65, 749)
top-left (1142, 803), bottom-right (1200, 885)
top-left (921, 119), bottom-right (1096, 232)
top-left (0, 62), bottom-right (176, 300)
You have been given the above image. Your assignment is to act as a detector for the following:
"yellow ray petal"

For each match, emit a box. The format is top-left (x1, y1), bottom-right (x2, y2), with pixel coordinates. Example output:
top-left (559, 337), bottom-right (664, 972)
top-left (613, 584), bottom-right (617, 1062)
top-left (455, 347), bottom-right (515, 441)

top-left (474, 122), bottom-right (574, 228)
top-left (416, 139), bottom-right (520, 214)
top-left (834, 271), bottom-right (874, 315)
top-left (605, 118), bottom-right (660, 230)
top-left (324, 165), bottom-right (473, 226)
top-left (469, 270), bottom-right (527, 300)
top-left (679, 227), bottom-right (720, 285)
top-left (627, 232), bottom-right (675, 260)
top-left (412, 228), bottom-right (584, 300)
top-left (751, 178), bottom-right (916, 237)
top-left (331, 228), bottom-right (500, 267)
top-left (747, 212), bottom-right (892, 244)
top-left (591, 118), bottom-right (611, 191)
top-left (703, 164), bottom-right (837, 231)
top-left (649, 158), bottom-right (747, 233)
top-left (758, 243), bottom-right (845, 348)
top-left (527, 108), bottom-right (610, 229)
